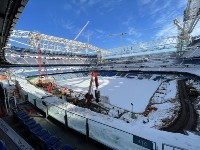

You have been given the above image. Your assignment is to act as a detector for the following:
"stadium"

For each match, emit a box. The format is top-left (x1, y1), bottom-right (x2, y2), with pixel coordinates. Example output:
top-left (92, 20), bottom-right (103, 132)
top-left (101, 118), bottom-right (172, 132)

top-left (0, 0), bottom-right (200, 150)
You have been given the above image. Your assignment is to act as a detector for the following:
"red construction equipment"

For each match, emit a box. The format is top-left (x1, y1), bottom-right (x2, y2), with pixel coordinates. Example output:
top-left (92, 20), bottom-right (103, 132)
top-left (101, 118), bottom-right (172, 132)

top-left (85, 72), bottom-right (100, 105)
top-left (47, 82), bottom-right (53, 93)
top-left (36, 43), bottom-right (48, 87)
top-left (37, 43), bottom-right (42, 76)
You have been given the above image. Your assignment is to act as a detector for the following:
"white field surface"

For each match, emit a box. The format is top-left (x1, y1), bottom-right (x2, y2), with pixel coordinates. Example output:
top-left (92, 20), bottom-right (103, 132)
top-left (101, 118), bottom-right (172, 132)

top-left (55, 76), bottom-right (160, 113)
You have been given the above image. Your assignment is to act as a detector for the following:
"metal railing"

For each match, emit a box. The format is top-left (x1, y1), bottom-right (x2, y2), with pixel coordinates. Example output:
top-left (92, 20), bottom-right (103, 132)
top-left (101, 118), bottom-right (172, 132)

top-left (162, 143), bottom-right (188, 150)
top-left (23, 90), bottom-right (192, 150)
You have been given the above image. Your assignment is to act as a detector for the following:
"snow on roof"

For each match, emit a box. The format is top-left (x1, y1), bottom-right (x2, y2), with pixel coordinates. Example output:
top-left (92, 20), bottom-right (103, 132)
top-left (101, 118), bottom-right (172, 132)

top-left (181, 48), bottom-right (200, 58)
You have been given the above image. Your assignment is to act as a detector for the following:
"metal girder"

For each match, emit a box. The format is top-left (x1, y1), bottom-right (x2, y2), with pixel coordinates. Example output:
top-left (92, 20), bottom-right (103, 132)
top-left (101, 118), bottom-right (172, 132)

top-left (104, 36), bottom-right (177, 58)
top-left (174, 0), bottom-right (200, 56)
top-left (9, 29), bottom-right (109, 55)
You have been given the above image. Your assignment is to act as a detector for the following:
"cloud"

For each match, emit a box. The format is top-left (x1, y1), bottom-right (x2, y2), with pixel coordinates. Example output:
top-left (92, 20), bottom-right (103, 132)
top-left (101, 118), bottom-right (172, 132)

top-left (95, 29), bottom-right (105, 34)
top-left (94, 29), bottom-right (107, 39)
top-left (150, 0), bottom-right (171, 16)
top-left (64, 0), bottom-right (122, 16)
top-left (126, 38), bottom-right (137, 44)
top-left (140, 0), bottom-right (152, 5)
top-left (98, 0), bottom-right (122, 14)
top-left (177, 0), bottom-right (187, 9)
top-left (127, 27), bottom-right (142, 37)
top-left (72, 0), bottom-right (101, 7)
top-left (192, 22), bottom-right (200, 36)
top-left (122, 17), bottom-right (134, 26)
top-left (61, 19), bottom-right (76, 31)
top-left (64, 3), bottom-right (72, 10)
top-left (156, 23), bottom-right (177, 37)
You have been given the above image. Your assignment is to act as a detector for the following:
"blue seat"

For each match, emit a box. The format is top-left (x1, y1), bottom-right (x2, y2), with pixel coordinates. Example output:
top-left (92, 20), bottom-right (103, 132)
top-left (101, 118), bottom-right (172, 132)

top-left (0, 140), bottom-right (6, 150)
top-left (29, 124), bottom-right (43, 133)
top-left (39, 131), bottom-right (52, 141)
top-left (22, 118), bottom-right (35, 125)
top-left (13, 111), bottom-right (22, 117)
top-left (19, 116), bottom-right (31, 122)
top-left (51, 140), bottom-right (63, 150)
top-left (16, 112), bottom-right (27, 117)
top-left (29, 124), bottom-right (43, 138)
top-left (25, 121), bottom-right (38, 130)
top-left (35, 129), bottom-right (48, 139)
top-left (41, 136), bottom-right (60, 150)
top-left (16, 113), bottom-right (29, 121)
top-left (60, 144), bottom-right (74, 150)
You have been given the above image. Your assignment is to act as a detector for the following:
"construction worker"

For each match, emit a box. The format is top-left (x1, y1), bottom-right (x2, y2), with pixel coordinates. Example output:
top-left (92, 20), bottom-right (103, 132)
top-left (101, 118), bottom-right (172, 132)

top-left (63, 87), bottom-right (68, 95)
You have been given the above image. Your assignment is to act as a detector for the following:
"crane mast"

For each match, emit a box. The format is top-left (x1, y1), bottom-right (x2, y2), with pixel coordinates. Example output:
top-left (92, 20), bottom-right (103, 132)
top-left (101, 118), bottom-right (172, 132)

top-left (174, 0), bottom-right (200, 57)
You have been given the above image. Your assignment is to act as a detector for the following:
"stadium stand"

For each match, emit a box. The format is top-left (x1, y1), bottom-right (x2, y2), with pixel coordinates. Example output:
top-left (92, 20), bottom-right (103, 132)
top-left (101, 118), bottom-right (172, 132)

top-left (181, 48), bottom-right (200, 58)
top-left (5, 47), bottom-right (98, 65)
top-left (13, 108), bottom-right (75, 150)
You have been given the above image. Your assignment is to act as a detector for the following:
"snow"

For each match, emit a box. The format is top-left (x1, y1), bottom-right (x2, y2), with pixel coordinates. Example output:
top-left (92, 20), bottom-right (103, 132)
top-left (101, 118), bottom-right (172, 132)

top-left (2, 77), bottom-right (200, 150)
top-left (56, 76), bottom-right (160, 113)
top-left (152, 80), bottom-right (177, 104)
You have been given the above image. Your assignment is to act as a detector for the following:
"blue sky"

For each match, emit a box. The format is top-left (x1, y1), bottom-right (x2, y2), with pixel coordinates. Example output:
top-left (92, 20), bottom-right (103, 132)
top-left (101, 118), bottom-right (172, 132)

top-left (14, 0), bottom-right (189, 50)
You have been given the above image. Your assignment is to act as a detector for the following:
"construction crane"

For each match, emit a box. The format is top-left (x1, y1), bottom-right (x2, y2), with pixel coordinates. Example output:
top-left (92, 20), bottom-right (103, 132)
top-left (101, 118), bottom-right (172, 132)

top-left (109, 32), bottom-right (128, 47)
top-left (32, 34), bottom-right (49, 87)
top-left (74, 21), bottom-right (90, 41)
top-left (73, 21), bottom-right (90, 54)
top-left (109, 32), bottom-right (128, 58)
top-left (174, 0), bottom-right (200, 57)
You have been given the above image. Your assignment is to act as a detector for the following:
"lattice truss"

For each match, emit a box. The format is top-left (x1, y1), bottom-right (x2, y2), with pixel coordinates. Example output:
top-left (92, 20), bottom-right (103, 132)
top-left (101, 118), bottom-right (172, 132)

top-left (9, 30), bottom-right (109, 55)
top-left (174, 0), bottom-right (200, 54)
top-left (105, 36), bottom-right (177, 57)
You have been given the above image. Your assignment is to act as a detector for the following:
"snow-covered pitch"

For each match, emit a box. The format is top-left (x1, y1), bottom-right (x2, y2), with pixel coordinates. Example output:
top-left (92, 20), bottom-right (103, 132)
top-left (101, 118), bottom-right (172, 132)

top-left (55, 76), bottom-right (160, 113)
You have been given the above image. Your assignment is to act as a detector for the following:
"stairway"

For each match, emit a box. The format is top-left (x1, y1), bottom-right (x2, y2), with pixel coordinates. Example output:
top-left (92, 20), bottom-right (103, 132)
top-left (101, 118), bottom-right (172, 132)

top-left (14, 88), bottom-right (25, 104)
top-left (5, 86), bottom-right (25, 112)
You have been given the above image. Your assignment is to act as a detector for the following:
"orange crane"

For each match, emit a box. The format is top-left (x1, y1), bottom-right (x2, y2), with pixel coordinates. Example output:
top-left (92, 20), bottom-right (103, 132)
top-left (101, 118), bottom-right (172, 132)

top-left (36, 43), bottom-right (48, 87)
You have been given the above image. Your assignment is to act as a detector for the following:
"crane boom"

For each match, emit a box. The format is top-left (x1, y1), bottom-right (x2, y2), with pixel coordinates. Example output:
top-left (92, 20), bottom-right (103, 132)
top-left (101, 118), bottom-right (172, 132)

top-left (74, 21), bottom-right (90, 41)
top-left (174, 0), bottom-right (200, 57)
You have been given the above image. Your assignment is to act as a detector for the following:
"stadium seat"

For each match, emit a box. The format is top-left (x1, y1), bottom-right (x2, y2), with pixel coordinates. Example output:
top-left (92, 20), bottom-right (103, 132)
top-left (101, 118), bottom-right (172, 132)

top-left (19, 116), bottom-right (31, 122)
top-left (51, 139), bottom-right (63, 150)
top-left (38, 131), bottom-right (52, 141)
top-left (41, 136), bottom-right (60, 150)
top-left (60, 144), bottom-right (75, 150)
top-left (0, 140), bottom-right (6, 150)
top-left (14, 110), bottom-right (26, 116)
top-left (24, 121), bottom-right (38, 130)
top-left (22, 118), bottom-right (36, 127)
top-left (34, 129), bottom-right (48, 139)
top-left (29, 124), bottom-right (43, 138)
top-left (16, 112), bottom-right (29, 121)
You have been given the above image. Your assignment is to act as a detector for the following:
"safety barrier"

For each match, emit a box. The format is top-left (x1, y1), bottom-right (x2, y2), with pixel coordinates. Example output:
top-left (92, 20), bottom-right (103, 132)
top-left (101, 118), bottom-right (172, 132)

top-left (27, 93), bottom-right (159, 150)
top-left (162, 143), bottom-right (188, 150)
top-left (25, 91), bottom-right (191, 150)
top-left (27, 91), bottom-right (193, 150)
